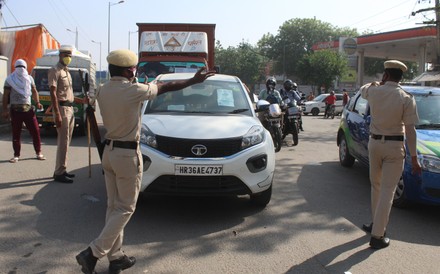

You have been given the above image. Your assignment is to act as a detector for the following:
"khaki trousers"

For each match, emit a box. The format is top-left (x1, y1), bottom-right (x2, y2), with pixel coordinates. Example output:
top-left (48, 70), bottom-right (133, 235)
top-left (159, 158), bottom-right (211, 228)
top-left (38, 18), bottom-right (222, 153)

top-left (54, 106), bottom-right (75, 175)
top-left (90, 144), bottom-right (142, 261)
top-left (368, 138), bottom-right (405, 237)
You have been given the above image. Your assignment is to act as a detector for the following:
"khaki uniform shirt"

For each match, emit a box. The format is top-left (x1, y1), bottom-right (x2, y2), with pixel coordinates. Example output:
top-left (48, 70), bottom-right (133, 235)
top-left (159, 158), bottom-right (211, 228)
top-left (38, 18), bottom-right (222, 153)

top-left (97, 77), bottom-right (158, 142)
top-left (361, 81), bottom-right (418, 135)
top-left (48, 62), bottom-right (74, 102)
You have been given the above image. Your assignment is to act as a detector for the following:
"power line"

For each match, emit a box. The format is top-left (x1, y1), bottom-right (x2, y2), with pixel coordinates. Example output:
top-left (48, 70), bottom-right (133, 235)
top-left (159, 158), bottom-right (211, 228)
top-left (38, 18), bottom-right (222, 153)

top-left (2, 0), bottom-right (21, 27)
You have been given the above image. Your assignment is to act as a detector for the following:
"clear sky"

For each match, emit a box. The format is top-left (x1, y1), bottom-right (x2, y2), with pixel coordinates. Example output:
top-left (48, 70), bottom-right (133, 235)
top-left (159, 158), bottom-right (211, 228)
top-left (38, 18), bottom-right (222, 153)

top-left (0, 0), bottom-right (435, 70)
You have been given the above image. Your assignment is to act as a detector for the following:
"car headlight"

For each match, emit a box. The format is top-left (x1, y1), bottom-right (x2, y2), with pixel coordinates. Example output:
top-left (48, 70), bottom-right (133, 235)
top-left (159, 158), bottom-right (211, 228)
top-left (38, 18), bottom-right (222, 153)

top-left (241, 125), bottom-right (265, 149)
top-left (418, 154), bottom-right (440, 173)
top-left (140, 124), bottom-right (157, 148)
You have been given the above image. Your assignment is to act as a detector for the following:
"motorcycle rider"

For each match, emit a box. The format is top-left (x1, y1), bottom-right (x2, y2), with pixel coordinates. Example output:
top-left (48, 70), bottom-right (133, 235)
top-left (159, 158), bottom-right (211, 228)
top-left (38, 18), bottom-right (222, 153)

top-left (258, 77), bottom-right (283, 105)
top-left (280, 79), bottom-right (304, 131)
top-left (324, 90), bottom-right (337, 118)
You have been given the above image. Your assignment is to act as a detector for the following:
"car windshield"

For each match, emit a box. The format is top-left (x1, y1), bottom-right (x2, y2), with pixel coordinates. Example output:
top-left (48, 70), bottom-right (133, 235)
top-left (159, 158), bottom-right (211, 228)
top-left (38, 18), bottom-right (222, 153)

top-left (415, 94), bottom-right (440, 128)
top-left (313, 94), bottom-right (327, 102)
top-left (144, 79), bottom-right (251, 115)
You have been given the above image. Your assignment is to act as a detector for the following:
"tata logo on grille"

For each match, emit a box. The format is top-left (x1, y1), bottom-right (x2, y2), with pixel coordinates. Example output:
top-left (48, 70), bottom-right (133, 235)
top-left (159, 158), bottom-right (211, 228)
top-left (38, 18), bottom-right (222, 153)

top-left (191, 145), bottom-right (207, 156)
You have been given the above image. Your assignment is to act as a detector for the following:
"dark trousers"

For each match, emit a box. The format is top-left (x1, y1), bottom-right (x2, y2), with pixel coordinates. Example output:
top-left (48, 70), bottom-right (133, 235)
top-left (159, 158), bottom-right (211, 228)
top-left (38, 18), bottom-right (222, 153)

top-left (10, 108), bottom-right (42, 157)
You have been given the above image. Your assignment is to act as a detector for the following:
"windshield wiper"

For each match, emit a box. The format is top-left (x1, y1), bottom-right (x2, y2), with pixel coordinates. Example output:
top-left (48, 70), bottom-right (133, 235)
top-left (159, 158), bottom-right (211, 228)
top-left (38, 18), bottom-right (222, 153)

top-left (416, 123), bottom-right (440, 129)
top-left (183, 111), bottom-right (214, 114)
top-left (228, 108), bottom-right (249, 114)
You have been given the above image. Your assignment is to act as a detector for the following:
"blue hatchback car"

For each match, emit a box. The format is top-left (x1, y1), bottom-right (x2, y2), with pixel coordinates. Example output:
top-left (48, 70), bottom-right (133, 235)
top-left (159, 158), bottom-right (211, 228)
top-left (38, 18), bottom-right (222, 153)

top-left (337, 86), bottom-right (440, 207)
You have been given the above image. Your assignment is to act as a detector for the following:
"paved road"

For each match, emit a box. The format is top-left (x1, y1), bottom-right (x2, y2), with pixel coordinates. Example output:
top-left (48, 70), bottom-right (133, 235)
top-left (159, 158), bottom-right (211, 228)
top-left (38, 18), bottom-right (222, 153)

top-left (0, 114), bottom-right (439, 273)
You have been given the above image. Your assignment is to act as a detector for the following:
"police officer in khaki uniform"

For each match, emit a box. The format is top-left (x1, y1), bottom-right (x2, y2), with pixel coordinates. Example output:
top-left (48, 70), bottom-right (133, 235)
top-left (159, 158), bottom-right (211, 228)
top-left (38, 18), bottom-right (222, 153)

top-left (49, 45), bottom-right (84, 183)
top-left (360, 60), bottom-right (422, 249)
top-left (76, 49), bottom-right (215, 274)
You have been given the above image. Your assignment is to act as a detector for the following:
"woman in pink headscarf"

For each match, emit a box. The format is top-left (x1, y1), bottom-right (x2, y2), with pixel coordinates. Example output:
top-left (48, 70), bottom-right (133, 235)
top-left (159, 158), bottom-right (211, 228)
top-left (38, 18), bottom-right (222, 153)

top-left (2, 59), bottom-right (46, 163)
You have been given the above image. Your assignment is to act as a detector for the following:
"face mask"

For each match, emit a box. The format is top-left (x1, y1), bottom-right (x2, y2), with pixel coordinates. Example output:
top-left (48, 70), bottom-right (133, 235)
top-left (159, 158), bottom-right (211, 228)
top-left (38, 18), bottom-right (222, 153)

top-left (62, 57), bottom-right (72, 66)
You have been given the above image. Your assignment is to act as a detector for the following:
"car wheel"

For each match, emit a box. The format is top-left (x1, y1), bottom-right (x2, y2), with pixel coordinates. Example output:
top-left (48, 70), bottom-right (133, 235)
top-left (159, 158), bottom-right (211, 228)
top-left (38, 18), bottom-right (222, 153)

top-left (311, 108), bottom-right (319, 116)
top-left (393, 176), bottom-right (410, 208)
top-left (339, 134), bottom-right (355, 167)
top-left (250, 183), bottom-right (272, 207)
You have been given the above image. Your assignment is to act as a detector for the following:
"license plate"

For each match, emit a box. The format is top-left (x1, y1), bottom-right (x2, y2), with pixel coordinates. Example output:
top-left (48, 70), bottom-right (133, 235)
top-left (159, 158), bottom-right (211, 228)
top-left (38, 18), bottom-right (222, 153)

top-left (39, 95), bottom-right (51, 102)
top-left (43, 116), bottom-right (54, 122)
top-left (175, 164), bottom-right (223, 176)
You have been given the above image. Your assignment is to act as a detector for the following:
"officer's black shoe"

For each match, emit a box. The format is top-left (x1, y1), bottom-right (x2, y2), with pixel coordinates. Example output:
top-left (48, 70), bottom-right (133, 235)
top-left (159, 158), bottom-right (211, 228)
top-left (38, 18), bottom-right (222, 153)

top-left (109, 255), bottom-right (136, 274)
top-left (362, 222), bottom-right (373, 233)
top-left (369, 236), bottom-right (390, 249)
top-left (53, 174), bottom-right (73, 183)
top-left (76, 247), bottom-right (98, 274)
top-left (63, 171), bottom-right (75, 178)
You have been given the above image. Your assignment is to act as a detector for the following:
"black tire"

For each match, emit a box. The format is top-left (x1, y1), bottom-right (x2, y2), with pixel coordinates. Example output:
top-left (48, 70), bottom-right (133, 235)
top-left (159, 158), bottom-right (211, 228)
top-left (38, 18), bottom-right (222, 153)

top-left (311, 108), bottom-right (319, 116)
top-left (273, 126), bottom-right (282, 152)
top-left (331, 111), bottom-right (335, 119)
top-left (292, 122), bottom-right (299, 146)
top-left (76, 118), bottom-right (86, 136)
top-left (339, 134), bottom-right (355, 167)
top-left (393, 176), bottom-right (410, 208)
top-left (250, 183), bottom-right (272, 207)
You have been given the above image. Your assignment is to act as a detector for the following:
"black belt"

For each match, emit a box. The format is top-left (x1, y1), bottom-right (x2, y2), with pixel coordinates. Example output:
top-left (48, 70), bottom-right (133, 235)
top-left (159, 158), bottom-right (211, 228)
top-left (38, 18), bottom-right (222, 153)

top-left (371, 134), bottom-right (404, 141)
top-left (105, 139), bottom-right (138, 149)
top-left (59, 101), bottom-right (73, 107)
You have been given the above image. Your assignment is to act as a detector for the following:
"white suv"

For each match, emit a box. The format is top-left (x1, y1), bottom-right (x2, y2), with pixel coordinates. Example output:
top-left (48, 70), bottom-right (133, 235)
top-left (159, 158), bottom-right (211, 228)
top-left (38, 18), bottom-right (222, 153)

top-left (139, 73), bottom-right (275, 206)
top-left (303, 93), bottom-right (343, 116)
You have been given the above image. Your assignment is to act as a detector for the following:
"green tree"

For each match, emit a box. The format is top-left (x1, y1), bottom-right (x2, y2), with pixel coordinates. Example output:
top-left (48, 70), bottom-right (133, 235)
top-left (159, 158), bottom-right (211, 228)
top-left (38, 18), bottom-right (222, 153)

top-left (215, 41), bottom-right (265, 89)
top-left (258, 18), bottom-right (358, 77)
top-left (297, 50), bottom-right (348, 92)
top-left (364, 57), bottom-right (418, 81)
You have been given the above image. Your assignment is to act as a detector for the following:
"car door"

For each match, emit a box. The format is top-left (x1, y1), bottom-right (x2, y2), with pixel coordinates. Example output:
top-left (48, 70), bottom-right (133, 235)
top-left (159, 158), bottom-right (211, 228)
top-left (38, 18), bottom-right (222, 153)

top-left (345, 93), bottom-right (370, 165)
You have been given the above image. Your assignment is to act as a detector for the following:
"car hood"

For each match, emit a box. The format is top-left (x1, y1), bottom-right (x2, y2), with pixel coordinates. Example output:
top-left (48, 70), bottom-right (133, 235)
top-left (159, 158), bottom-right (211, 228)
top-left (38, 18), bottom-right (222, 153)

top-left (142, 114), bottom-right (261, 139)
top-left (417, 130), bottom-right (440, 157)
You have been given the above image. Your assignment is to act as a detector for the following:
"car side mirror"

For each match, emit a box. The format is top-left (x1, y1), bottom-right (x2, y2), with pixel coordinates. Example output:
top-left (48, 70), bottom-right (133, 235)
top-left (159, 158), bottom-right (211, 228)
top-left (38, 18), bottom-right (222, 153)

top-left (365, 115), bottom-right (371, 125)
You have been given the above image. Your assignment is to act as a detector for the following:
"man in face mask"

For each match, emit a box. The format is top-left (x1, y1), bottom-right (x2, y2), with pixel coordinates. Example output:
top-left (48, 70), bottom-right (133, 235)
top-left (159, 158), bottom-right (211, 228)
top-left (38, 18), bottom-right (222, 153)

top-left (48, 45), bottom-right (81, 183)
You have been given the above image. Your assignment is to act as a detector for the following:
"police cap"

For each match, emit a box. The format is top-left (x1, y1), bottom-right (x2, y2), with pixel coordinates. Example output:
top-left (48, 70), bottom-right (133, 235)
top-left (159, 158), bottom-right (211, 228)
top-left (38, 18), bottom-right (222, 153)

top-left (107, 49), bottom-right (138, 67)
top-left (384, 60), bottom-right (407, 72)
top-left (59, 45), bottom-right (73, 54)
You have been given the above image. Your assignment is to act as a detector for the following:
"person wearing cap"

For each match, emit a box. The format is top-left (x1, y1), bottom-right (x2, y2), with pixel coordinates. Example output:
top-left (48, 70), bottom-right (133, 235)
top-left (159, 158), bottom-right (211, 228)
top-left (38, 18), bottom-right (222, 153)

top-left (75, 49), bottom-right (215, 274)
top-left (2, 59), bottom-right (46, 163)
top-left (49, 45), bottom-right (85, 183)
top-left (360, 60), bottom-right (421, 249)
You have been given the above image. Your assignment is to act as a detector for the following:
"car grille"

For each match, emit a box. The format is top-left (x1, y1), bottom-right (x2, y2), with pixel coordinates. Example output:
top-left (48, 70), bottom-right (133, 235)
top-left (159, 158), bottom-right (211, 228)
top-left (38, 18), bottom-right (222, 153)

top-left (156, 135), bottom-right (243, 157)
top-left (145, 175), bottom-right (251, 195)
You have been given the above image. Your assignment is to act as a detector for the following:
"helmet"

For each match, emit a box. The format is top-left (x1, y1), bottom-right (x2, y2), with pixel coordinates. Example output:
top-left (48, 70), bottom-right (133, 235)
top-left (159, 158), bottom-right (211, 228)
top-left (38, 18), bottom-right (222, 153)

top-left (292, 82), bottom-right (298, 90)
top-left (266, 77), bottom-right (277, 90)
top-left (283, 79), bottom-right (293, 91)
top-left (330, 91), bottom-right (335, 95)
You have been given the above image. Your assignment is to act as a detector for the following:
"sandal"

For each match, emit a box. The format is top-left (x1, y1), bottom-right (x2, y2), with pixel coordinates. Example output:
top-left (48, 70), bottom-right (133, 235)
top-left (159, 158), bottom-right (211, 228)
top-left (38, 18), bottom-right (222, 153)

top-left (9, 157), bottom-right (19, 163)
top-left (36, 154), bottom-right (46, 160)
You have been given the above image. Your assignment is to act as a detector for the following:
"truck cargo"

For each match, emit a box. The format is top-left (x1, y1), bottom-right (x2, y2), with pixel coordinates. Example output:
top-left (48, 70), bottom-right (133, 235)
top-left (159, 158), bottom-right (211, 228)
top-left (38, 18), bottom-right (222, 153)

top-left (31, 47), bottom-right (96, 136)
top-left (136, 23), bottom-right (216, 82)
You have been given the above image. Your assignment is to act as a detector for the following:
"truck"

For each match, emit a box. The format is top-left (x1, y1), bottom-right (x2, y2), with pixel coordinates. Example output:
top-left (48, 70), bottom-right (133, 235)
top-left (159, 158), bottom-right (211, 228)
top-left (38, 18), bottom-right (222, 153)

top-left (136, 23), bottom-right (216, 82)
top-left (31, 47), bottom-right (96, 136)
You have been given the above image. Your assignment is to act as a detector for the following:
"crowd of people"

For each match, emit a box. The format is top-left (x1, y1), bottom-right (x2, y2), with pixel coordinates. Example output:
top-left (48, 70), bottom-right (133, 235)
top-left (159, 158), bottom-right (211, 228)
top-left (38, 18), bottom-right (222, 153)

top-left (2, 51), bottom-right (419, 273)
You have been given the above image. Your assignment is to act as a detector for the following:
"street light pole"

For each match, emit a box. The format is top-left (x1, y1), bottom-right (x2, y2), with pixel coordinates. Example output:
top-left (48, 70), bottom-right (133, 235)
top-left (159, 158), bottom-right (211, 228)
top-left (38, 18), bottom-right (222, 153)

top-left (66, 27), bottom-right (78, 49)
top-left (108, 1), bottom-right (125, 54)
top-left (128, 30), bottom-right (137, 50)
top-left (91, 40), bottom-right (102, 84)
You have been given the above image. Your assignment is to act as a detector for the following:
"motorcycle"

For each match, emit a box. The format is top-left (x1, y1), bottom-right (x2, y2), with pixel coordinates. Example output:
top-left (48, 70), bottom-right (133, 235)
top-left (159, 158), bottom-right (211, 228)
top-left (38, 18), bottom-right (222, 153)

top-left (281, 96), bottom-right (301, 146)
top-left (256, 95), bottom-right (283, 152)
top-left (324, 104), bottom-right (335, 119)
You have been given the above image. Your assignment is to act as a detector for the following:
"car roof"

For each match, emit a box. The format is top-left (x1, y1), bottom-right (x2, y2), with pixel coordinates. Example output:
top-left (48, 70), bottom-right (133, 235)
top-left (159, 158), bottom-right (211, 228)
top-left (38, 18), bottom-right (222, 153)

top-left (155, 73), bottom-right (242, 83)
top-left (401, 85), bottom-right (440, 96)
